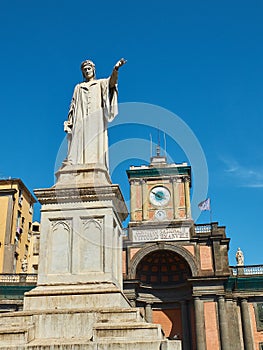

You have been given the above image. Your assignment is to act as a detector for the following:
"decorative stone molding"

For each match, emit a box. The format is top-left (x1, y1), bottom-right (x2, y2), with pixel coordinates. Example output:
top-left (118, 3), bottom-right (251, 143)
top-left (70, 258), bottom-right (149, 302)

top-left (34, 184), bottom-right (128, 222)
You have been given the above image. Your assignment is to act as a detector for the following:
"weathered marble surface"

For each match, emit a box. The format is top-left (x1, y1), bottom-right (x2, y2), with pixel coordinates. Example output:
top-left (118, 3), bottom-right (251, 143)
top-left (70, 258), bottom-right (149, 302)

top-left (63, 59), bottom-right (126, 169)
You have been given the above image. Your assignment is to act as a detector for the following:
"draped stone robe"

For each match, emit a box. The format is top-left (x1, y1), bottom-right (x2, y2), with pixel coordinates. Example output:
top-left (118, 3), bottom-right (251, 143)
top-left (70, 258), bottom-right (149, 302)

top-left (64, 74), bottom-right (118, 169)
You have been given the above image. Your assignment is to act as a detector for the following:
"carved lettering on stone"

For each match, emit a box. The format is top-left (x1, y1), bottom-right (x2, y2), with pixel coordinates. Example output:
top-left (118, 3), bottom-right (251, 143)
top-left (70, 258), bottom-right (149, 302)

top-left (132, 227), bottom-right (190, 243)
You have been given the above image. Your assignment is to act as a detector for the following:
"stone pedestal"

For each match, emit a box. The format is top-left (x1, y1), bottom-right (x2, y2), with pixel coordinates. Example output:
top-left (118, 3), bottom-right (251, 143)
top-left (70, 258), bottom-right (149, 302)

top-left (24, 181), bottom-right (128, 311)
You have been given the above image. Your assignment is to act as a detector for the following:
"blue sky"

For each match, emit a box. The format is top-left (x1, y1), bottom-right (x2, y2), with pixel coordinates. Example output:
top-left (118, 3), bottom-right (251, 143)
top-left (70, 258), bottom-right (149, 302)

top-left (0, 0), bottom-right (263, 265)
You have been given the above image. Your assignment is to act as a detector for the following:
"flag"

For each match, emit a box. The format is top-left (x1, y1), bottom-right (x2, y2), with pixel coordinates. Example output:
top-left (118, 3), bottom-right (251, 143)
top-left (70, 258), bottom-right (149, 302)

top-left (198, 198), bottom-right (210, 211)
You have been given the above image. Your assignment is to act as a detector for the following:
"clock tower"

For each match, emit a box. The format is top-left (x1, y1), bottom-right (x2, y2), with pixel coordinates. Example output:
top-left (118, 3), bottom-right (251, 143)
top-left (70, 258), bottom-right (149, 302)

top-left (123, 151), bottom-right (231, 349)
top-left (127, 151), bottom-right (193, 242)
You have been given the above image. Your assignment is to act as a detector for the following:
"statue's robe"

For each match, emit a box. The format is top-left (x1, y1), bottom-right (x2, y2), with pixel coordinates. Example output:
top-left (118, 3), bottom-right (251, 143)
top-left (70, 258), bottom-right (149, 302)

top-left (65, 77), bottom-right (118, 169)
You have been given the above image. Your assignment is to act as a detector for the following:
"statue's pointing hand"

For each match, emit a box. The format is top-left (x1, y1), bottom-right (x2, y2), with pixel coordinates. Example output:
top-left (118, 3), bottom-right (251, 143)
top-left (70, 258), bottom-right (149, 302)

top-left (114, 58), bottom-right (127, 71)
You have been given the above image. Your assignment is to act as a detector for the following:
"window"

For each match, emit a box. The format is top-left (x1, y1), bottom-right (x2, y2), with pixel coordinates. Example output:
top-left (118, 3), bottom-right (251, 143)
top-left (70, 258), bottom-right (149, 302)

top-left (18, 189), bottom-right (23, 206)
top-left (27, 222), bottom-right (32, 241)
top-left (16, 211), bottom-right (23, 234)
top-left (14, 233), bottom-right (20, 246)
top-left (13, 252), bottom-right (18, 272)
top-left (33, 236), bottom-right (40, 255)
top-left (16, 210), bottom-right (21, 227)
top-left (32, 224), bottom-right (39, 232)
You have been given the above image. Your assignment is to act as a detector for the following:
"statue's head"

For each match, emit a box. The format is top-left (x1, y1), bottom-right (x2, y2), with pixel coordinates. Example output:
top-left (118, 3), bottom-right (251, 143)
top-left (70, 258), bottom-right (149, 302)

top-left (81, 60), bottom-right (96, 80)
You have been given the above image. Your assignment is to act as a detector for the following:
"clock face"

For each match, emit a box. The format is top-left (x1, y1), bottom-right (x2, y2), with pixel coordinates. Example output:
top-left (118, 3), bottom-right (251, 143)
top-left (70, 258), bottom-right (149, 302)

top-left (155, 210), bottom-right (167, 221)
top-left (149, 186), bottom-right (171, 207)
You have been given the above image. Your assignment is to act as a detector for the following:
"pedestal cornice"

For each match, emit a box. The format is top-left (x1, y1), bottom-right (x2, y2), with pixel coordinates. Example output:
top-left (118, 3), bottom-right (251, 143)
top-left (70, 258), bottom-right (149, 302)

top-left (34, 184), bottom-right (128, 222)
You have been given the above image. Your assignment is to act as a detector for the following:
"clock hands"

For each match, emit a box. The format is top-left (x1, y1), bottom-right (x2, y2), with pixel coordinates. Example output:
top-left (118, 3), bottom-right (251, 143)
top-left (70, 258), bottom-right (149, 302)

top-left (151, 191), bottom-right (165, 200)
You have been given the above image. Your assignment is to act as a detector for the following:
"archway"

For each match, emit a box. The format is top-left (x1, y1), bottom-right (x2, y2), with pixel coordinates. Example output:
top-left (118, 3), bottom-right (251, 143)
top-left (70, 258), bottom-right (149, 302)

top-left (133, 248), bottom-right (194, 344)
top-left (136, 249), bottom-right (192, 286)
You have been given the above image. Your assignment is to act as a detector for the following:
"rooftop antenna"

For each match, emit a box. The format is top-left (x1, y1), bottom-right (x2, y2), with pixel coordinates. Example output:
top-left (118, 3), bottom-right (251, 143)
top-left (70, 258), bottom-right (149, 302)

top-left (156, 126), bottom-right (161, 157)
top-left (150, 133), bottom-right (153, 158)
top-left (163, 132), bottom-right (167, 158)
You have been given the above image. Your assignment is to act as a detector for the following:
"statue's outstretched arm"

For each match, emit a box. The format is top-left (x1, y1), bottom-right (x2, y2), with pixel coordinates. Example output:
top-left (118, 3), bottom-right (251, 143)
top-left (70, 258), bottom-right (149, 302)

top-left (109, 58), bottom-right (127, 87)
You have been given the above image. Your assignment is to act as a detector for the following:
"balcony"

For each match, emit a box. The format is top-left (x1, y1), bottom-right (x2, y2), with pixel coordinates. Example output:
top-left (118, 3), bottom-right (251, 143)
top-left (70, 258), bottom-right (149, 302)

top-left (230, 265), bottom-right (263, 276)
top-left (194, 224), bottom-right (212, 234)
top-left (194, 222), bottom-right (226, 238)
top-left (0, 274), bottom-right (37, 284)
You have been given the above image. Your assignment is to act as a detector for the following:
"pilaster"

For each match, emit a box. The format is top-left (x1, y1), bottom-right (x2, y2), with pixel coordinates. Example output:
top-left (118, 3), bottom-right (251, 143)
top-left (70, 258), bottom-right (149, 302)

top-left (218, 296), bottom-right (230, 350)
top-left (240, 298), bottom-right (254, 350)
top-left (194, 297), bottom-right (206, 350)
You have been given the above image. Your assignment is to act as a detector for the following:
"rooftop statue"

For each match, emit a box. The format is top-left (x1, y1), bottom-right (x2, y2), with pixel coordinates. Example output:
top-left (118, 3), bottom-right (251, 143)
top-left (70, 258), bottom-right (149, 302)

top-left (235, 247), bottom-right (244, 266)
top-left (63, 58), bottom-right (126, 168)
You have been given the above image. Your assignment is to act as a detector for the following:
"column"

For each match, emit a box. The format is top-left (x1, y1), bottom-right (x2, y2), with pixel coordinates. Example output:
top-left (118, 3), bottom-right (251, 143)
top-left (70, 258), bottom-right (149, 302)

top-left (145, 303), bottom-right (152, 323)
top-left (141, 180), bottom-right (148, 221)
top-left (130, 180), bottom-right (136, 221)
top-left (172, 178), bottom-right (178, 219)
top-left (194, 297), bottom-right (206, 350)
top-left (218, 296), bottom-right (230, 350)
top-left (183, 176), bottom-right (191, 219)
top-left (225, 298), bottom-right (243, 350)
top-left (181, 301), bottom-right (191, 350)
top-left (240, 298), bottom-right (254, 350)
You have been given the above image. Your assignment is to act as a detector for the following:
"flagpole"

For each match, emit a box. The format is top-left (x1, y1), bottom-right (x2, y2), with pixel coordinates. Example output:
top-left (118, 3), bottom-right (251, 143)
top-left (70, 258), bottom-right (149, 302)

top-left (210, 198), bottom-right (212, 223)
top-left (198, 197), bottom-right (212, 230)
top-left (150, 133), bottom-right (152, 158)
top-left (210, 198), bottom-right (213, 233)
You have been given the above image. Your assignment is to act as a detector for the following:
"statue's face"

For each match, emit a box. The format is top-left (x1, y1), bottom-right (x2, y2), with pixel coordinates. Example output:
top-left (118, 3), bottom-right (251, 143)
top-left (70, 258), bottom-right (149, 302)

top-left (82, 64), bottom-right (95, 80)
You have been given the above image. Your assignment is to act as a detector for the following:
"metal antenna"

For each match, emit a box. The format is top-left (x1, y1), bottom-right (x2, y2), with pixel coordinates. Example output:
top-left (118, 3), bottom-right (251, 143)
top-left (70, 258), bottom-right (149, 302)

top-left (150, 133), bottom-right (152, 158)
top-left (163, 132), bottom-right (167, 158)
top-left (156, 126), bottom-right (161, 156)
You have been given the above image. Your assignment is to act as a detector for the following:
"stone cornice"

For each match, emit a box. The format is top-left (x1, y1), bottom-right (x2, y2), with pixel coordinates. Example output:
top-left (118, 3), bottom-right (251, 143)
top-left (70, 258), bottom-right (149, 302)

top-left (34, 184), bottom-right (128, 221)
top-left (126, 166), bottom-right (191, 179)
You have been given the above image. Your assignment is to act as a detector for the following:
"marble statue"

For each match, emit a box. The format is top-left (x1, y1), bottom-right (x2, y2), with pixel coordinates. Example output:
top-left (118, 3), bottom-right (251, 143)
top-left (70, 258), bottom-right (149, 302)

top-left (21, 256), bottom-right (28, 272)
top-left (235, 247), bottom-right (244, 266)
top-left (64, 58), bottom-right (126, 168)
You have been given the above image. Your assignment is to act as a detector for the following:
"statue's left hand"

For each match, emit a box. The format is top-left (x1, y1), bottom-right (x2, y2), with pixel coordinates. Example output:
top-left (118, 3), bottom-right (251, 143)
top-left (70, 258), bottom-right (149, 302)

top-left (114, 58), bottom-right (127, 70)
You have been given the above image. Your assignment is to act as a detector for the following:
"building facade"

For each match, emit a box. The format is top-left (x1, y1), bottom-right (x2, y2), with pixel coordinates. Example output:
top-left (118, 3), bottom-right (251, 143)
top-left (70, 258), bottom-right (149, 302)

top-left (0, 179), bottom-right (36, 273)
top-left (122, 154), bottom-right (263, 350)
top-left (27, 221), bottom-right (40, 274)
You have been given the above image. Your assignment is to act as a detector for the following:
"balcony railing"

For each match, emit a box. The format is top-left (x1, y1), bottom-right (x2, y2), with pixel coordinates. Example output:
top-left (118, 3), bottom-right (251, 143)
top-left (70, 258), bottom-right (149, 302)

top-left (0, 274), bottom-right (38, 283)
top-left (194, 224), bottom-right (212, 234)
top-left (230, 265), bottom-right (263, 276)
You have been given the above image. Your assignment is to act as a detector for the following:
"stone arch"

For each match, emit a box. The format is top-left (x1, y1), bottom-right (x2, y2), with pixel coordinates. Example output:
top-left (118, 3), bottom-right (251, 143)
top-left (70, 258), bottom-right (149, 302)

top-left (129, 243), bottom-right (198, 279)
top-left (52, 220), bottom-right (70, 232)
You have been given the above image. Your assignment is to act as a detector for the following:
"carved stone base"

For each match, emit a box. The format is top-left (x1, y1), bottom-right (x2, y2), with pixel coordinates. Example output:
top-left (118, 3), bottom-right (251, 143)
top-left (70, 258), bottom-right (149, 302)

top-left (0, 306), bottom-right (182, 349)
top-left (24, 283), bottom-right (130, 311)
top-left (55, 163), bottom-right (112, 186)
top-left (33, 183), bottom-right (128, 288)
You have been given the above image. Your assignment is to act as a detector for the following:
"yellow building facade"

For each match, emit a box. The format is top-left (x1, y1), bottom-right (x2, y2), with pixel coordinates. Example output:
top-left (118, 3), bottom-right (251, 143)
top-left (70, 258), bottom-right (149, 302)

top-left (27, 221), bottom-right (40, 273)
top-left (0, 179), bottom-right (36, 273)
